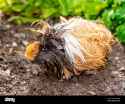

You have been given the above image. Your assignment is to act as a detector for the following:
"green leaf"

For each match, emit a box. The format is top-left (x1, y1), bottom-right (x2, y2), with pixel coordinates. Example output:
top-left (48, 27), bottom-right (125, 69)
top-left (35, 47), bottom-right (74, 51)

top-left (11, 4), bottom-right (25, 12)
top-left (102, 10), bottom-right (114, 29)
top-left (41, 8), bottom-right (57, 19)
top-left (58, 0), bottom-right (69, 16)
top-left (116, 24), bottom-right (125, 43)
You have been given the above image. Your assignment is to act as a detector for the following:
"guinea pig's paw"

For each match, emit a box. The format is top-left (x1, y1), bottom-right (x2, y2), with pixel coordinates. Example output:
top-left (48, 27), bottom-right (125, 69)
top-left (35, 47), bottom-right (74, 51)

top-left (63, 68), bottom-right (73, 80)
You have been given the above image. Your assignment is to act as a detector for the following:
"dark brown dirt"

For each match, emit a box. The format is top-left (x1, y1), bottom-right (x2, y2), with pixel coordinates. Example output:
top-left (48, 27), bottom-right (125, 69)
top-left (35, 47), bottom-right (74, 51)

top-left (0, 24), bottom-right (125, 96)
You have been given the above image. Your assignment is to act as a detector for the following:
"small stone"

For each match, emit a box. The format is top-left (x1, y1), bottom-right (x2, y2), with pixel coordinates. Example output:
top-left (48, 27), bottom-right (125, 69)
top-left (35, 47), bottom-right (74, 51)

top-left (87, 91), bottom-right (96, 95)
top-left (5, 24), bottom-right (11, 29)
top-left (85, 70), bottom-right (97, 75)
top-left (32, 69), bottom-right (38, 75)
top-left (26, 69), bottom-right (30, 72)
top-left (6, 44), bottom-right (10, 47)
top-left (12, 42), bottom-right (17, 47)
top-left (111, 71), bottom-right (119, 78)
top-left (9, 48), bottom-right (14, 54)
top-left (20, 33), bottom-right (26, 38)
top-left (5, 70), bottom-right (11, 76)
top-left (0, 69), bottom-right (10, 76)
top-left (14, 33), bottom-right (20, 38)
top-left (112, 71), bottom-right (119, 75)
top-left (57, 45), bottom-right (63, 49)
top-left (115, 57), bottom-right (119, 60)
top-left (119, 67), bottom-right (125, 71)
top-left (22, 41), bottom-right (28, 46)
top-left (14, 33), bottom-right (26, 39)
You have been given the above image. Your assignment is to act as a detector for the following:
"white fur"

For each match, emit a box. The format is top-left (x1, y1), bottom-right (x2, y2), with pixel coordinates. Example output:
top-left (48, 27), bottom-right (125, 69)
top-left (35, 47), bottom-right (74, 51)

top-left (54, 17), bottom-right (84, 31)
top-left (54, 17), bottom-right (88, 64)
top-left (62, 32), bottom-right (85, 64)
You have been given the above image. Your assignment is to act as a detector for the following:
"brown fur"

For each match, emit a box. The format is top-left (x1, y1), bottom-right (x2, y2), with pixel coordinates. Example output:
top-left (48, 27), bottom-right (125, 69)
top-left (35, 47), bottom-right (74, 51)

top-left (25, 41), bottom-right (41, 61)
top-left (70, 22), bottom-right (115, 72)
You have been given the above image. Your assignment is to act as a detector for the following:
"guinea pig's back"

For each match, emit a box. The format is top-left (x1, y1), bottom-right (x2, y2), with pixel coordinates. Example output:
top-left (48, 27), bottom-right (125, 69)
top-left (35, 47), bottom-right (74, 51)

top-left (64, 18), bottom-right (115, 72)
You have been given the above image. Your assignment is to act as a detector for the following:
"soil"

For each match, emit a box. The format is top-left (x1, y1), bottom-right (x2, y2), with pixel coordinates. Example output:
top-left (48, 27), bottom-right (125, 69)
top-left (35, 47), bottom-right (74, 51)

top-left (0, 24), bottom-right (125, 96)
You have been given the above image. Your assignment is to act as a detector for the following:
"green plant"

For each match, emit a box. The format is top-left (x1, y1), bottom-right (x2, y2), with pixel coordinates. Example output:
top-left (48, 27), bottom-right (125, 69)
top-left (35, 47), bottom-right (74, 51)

top-left (0, 0), bottom-right (125, 43)
top-left (0, 0), bottom-right (108, 24)
top-left (101, 0), bottom-right (125, 43)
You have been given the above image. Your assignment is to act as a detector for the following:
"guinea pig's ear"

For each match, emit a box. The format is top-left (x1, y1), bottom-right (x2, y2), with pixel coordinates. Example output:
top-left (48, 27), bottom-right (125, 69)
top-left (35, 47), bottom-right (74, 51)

top-left (60, 16), bottom-right (67, 23)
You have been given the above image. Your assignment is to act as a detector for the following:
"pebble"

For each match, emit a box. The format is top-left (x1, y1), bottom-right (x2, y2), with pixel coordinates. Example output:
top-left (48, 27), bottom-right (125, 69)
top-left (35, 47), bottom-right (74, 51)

top-left (119, 67), bottom-right (125, 71)
top-left (19, 33), bottom-right (26, 39)
top-left (9, 48), bottom-right (14, 54)
top-left (57, 45), bottom-right (63, 49)
top-left (22, 41), bottom-right (28, 46)
top-left (6, 44), bottom-right (10, 47)
top-left (0, 69), bottom-right (10, 76)
top-left (115, 57), bottom-right (119, 60)
top-left (14, 33), bottom-right (26, 39)
top-left (85, 70), bottom-right (97, 75)
top-left (111, 71), bottom-right (119, 75)
top-left (5, 24), bottom-right (11, 29)
top-left (12, 42), bottom-right (17, 47)
top-left (87, 91), bottom-right (96, 95)
top-left (111, 71), bottom-right (119, 78)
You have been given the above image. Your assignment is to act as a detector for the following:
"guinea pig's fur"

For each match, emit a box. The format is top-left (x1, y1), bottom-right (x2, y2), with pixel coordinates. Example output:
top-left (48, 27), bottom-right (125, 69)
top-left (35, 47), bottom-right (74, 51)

top-left (25, 17), bottom-right (115, 79)
top-left (54, 17), bottom-right (115, 77)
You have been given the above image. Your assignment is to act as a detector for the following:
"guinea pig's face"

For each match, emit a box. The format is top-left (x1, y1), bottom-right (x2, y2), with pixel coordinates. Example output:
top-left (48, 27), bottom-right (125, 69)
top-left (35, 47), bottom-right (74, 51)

top-left (25, 41), bottom-right (41, 61)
